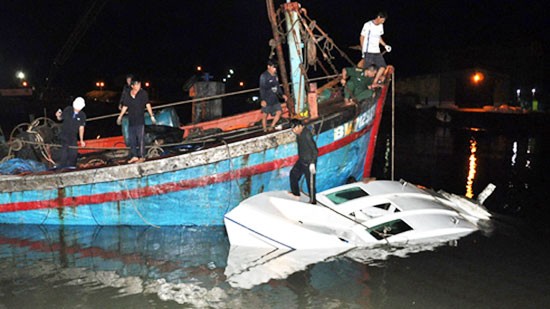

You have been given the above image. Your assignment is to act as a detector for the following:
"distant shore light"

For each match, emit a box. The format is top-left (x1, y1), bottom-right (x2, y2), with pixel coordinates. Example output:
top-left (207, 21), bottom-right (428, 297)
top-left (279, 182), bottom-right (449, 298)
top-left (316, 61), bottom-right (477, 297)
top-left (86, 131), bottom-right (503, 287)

top-left (471, 72), bottom-right (484, 84)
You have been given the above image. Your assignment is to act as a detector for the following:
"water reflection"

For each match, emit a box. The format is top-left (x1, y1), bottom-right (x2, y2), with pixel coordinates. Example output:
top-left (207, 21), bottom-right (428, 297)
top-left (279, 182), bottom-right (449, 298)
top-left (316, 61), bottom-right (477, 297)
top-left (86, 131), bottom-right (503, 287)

top-left (465, 138), bottom-right (478, 198)
top-left (0, 223), bottom-right (473, 301)
top-left (0, 224), bottom-right (229, 306)
top-left (224, 246), bottom-right (349, 289)
top-left (225, 238), bottom-right (469, 290)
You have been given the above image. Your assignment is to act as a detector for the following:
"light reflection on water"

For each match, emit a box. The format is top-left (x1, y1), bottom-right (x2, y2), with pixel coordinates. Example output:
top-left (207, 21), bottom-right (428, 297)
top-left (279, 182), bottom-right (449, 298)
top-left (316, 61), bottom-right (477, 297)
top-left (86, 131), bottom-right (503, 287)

top-left (465, 138), bottom-right (477, 198)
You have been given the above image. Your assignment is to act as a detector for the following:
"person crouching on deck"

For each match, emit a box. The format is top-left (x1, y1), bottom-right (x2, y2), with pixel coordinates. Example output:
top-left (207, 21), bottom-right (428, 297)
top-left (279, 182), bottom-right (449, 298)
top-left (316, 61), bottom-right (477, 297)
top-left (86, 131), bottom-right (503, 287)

top-left (288, 119), bottom-right (318, 204)
top-left (340, 64), bottom-right (378, 105)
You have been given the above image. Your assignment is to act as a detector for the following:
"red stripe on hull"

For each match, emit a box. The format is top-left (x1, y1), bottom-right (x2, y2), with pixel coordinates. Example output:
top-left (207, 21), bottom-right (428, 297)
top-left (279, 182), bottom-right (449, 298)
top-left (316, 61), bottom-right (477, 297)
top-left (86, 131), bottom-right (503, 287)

top-left (1, 123), bottom-right (372, 213)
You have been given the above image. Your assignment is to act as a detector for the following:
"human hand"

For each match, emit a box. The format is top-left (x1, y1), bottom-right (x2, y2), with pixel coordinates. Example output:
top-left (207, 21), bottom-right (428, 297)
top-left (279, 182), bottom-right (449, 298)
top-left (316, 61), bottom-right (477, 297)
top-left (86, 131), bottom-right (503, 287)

top-left (309, 163), bottom-right (316, 174)
top-left (385, 45), bottom-right (392, 52)
top-left (261, 100), bottom-right (267, 108)
top-left (116, 116), bottom-right (122, 126)
top-left (282, 94), bottom-right (288, 102)
top-left (151, 116), bottom-right (157, 125)
top-left (79, 141), bottom-right (86, 147)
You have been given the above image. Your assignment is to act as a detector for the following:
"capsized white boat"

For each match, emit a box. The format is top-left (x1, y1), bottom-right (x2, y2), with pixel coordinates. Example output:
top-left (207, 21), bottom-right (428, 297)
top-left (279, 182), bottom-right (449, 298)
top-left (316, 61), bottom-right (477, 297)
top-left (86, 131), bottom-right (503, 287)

top-left (223, 180), bottom-right (493, 249)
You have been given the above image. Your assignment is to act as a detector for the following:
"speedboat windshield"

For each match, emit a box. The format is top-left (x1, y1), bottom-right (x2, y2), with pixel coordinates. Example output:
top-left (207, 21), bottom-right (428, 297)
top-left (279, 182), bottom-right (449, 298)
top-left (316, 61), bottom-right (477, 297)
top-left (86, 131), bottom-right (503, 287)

top-left (325, 186), bottom-right (369, 205)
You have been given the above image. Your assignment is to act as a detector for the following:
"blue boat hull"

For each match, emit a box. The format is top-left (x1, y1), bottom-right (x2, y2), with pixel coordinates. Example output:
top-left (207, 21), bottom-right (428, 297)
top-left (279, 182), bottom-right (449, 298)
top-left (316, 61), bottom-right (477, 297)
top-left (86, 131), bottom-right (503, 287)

top-left (0, 90), bottom-right (387, 225)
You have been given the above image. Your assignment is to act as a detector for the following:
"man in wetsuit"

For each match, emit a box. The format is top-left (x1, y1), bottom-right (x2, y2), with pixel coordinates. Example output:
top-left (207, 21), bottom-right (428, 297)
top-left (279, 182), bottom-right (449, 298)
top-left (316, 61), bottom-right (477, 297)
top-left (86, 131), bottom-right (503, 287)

top-left (55, 97), bottom-right (86, 168)
top-left (289, 118), bottom-right (318, 204)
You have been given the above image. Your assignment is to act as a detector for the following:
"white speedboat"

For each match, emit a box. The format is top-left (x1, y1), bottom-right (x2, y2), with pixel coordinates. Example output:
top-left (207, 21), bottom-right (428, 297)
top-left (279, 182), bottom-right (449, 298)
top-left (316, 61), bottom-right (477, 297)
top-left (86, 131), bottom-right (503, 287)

top-left (223, 180), bottom-right (492, 250)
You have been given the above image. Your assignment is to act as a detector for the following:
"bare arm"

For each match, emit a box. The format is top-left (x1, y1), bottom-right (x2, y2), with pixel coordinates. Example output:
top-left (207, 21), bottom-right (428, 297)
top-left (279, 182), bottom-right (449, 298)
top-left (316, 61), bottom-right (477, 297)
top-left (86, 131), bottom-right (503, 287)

top-left (379, 37), bottom-right (386, 47)
top-left (341, 68), bottom-right (348, 85)
top-left (118, 105), bottom-right (128, 118)
top-left (146, 103), bottom-right (154, 118)
top-left (79, 126), bottom-right (85, 146)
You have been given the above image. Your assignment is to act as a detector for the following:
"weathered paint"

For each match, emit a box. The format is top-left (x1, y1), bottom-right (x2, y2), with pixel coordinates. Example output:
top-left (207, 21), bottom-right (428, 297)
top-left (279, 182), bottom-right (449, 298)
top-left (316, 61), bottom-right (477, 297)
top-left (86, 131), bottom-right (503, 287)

top-left (0, 89), bottom-right (387, 225)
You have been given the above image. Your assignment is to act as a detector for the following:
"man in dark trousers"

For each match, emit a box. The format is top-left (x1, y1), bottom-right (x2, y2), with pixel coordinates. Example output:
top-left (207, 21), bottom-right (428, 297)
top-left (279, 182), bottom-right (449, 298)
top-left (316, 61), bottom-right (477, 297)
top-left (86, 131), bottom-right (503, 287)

top-left (55, 97), bottom-right (87, 168)
top-left (116, 77), bottom-right (156, 164)
top-left (259, 59), bottom-right (287, 132)
top-left (289, 118), bottom-right (318, 204)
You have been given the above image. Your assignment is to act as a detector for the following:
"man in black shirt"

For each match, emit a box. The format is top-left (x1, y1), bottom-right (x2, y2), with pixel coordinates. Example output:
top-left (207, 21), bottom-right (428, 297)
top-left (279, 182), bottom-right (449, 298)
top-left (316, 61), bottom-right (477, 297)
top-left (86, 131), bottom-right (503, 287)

top-left (116, 77), bottom-right (156, 163)
top-left (259, 59), bottom-right (287, 132)
top-left (289, 119), bottom-right (318, 204)
top-left (55, 97), bottom-right (87, 168)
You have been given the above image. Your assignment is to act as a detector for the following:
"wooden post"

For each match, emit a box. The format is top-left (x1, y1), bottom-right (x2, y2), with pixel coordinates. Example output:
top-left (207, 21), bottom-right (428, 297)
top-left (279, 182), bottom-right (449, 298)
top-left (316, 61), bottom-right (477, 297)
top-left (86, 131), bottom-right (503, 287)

top-left (266, 0), bottom-right (295, 116)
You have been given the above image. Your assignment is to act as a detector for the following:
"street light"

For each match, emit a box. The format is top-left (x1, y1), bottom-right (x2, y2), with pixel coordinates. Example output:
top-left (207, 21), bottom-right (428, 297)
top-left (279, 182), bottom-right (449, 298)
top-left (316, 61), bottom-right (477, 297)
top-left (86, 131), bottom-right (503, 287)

top-left (16, 71), bottom-right (25, 80)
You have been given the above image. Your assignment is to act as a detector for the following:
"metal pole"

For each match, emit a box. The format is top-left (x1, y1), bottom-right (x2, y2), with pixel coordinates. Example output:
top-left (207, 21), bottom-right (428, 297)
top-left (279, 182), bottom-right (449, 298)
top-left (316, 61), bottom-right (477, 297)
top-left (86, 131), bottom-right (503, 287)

top-left (391, 71), bottom-right (395, 181)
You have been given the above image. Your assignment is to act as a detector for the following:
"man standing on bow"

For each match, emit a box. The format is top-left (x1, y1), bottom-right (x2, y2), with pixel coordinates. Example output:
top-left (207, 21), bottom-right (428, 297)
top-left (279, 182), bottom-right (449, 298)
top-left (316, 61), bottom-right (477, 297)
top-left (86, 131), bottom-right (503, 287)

top-left (289, 119), bottom-right (318, 204)
top-left (55, 97), bottom-right (86, 168)
top-left (360, 11), bottom-right (391, 86)
top-left (116, 77), bottom-right (156, 164)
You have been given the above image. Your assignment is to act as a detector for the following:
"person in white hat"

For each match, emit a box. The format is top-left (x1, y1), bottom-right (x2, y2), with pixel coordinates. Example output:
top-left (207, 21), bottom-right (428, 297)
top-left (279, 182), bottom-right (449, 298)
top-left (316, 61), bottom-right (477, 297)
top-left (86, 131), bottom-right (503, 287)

top-left (55, 97), bottom-right (87, 168)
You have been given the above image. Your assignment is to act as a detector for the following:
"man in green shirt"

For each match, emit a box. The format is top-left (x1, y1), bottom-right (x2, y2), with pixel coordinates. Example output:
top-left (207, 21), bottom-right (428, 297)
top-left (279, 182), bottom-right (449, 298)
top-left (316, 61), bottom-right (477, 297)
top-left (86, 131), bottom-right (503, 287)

top-left (340, 64), bottom-right (378, 105)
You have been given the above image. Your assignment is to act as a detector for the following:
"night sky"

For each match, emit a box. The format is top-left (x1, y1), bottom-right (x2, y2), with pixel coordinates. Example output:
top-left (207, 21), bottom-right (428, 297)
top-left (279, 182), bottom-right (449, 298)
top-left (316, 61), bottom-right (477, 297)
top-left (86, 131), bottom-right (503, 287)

top-left (1, 0), bottom-right (547, 100)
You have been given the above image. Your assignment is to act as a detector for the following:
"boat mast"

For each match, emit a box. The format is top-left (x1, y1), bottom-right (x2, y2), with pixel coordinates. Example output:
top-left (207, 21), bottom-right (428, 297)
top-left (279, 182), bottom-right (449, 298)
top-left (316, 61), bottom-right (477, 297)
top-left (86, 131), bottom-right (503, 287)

top-left (266, 0), bottom-right (298, 116)
top-left (283, 2), bottom-right (306, 115)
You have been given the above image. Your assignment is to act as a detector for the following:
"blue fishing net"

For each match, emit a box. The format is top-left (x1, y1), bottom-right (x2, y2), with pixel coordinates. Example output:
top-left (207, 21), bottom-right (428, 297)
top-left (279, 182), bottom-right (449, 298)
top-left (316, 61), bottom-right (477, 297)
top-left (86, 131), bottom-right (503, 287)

top-left (0, 158), bottom-right (47, 175)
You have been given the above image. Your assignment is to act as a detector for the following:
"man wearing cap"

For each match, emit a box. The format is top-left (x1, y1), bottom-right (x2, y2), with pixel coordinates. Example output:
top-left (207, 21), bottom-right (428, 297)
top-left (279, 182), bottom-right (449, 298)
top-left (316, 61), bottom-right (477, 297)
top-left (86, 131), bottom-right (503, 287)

top-left (55, 97), bottom-right (87, 168)
top-left (289, 119), bottom-right (318, 204)
top-left (259, 59), bottom-right (287, 132)
top-left (360, 11), bottom-right (391, 86)
top-left (116, 77), bottom-right (156, 164)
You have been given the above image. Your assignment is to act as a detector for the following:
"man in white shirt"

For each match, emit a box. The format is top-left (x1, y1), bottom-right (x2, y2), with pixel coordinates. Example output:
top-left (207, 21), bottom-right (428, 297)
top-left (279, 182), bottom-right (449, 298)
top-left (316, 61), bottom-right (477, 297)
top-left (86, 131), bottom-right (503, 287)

top-left (360, 11), bottom-right (391, 86)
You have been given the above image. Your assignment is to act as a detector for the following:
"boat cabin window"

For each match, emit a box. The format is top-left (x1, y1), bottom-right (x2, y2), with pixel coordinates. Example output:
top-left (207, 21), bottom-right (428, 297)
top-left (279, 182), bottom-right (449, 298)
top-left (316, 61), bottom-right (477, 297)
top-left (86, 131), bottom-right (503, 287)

top-left (374, 203), bottom-right (391, 211)
top-left (372, 203), bottom-right (400, 213)
top-left (325, 187), bottom-right (369, 205)
top-left (367, 219), bottom-right (413, 240)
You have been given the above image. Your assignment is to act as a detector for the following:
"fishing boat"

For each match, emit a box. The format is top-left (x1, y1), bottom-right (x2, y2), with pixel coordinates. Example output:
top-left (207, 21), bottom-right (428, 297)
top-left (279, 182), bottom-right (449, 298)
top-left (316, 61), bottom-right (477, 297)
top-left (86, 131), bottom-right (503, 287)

top-left (0, 1), bottom-right (393, 225)
top-left (224, 180), bottom-right (493, 249)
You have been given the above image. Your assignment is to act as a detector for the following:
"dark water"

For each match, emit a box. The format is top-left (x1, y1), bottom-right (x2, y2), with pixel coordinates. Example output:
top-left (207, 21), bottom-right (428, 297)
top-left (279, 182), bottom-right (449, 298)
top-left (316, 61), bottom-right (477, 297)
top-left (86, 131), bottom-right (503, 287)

top-left (1, 109), bottom-right (549, 308)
